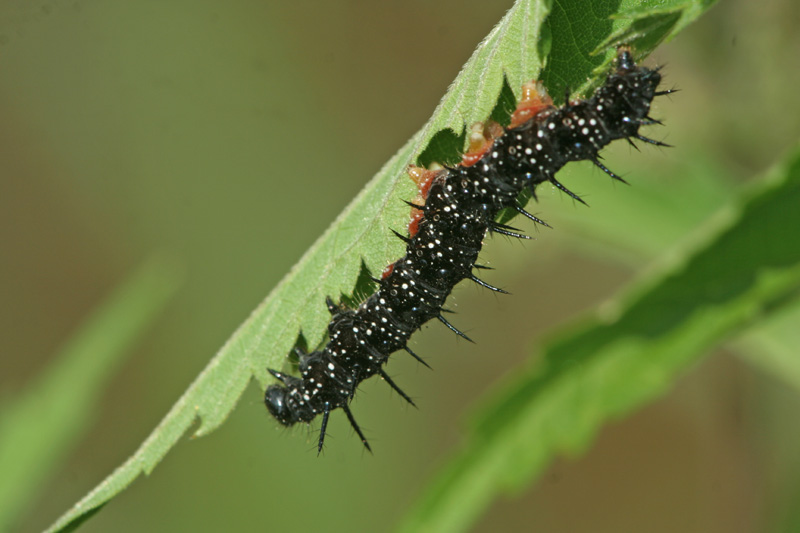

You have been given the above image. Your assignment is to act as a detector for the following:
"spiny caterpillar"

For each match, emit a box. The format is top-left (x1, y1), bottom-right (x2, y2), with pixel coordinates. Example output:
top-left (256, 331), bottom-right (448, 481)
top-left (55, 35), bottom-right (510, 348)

top-left (265, 48), bottom-right (670, 453)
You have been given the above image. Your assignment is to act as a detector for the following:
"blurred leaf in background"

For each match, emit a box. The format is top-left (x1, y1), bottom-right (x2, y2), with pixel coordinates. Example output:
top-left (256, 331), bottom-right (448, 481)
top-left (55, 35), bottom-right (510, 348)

top-left (0, 256), bottom-right (180, 532)
top-left (400, 143), bottom-right (800, 533)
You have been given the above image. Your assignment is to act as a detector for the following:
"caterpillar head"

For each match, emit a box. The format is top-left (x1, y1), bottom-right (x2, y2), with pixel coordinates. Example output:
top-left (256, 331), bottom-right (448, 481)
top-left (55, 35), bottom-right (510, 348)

top-left (265, 370), bottom-right (304, 426)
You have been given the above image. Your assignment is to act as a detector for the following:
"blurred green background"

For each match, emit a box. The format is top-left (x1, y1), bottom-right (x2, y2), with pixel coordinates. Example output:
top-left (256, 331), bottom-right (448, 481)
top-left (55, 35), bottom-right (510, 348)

top-left (2, 1), bottom-right (799, 532)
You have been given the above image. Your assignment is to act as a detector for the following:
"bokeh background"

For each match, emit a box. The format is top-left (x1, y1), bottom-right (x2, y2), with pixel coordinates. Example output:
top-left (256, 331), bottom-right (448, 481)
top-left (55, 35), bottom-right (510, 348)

top-left (2, 1), bottom-right (799, 532)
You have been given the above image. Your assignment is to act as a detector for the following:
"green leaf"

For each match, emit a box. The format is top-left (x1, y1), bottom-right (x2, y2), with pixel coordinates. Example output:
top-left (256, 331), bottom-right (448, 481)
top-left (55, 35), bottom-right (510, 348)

top-left (44, 1), bottom-right (716, 531)
top-left (599, 0), bottom-right (721, 53)
top-left (398, 142), bottom-right (800, 533)
top-left (0, 255), bottom-right (180, 532)
top-left (547, 155), bottom-right (737, 263)
top-left (733, 292), bottom-right (800, 391)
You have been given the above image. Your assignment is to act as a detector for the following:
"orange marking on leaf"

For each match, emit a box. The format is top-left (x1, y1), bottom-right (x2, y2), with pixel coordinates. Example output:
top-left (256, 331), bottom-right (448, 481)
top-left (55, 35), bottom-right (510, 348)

top-left (381, 262), bottom-right (395, 280)
top-left (408, 210), bottom-right (423, 237)
top-left (509, 81), bottom-right (554, 129)
top-left (461, 121), bottom-right (504, 167)
top-left (408, 165), bottom-right (438, 198)
top-left (406, 165), bottom-right (443, 237)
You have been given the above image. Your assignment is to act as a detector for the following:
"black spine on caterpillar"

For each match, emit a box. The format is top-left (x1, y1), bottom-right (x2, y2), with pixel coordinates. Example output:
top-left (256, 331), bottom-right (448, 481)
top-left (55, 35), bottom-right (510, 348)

top-left (265, 48), bottom-right (665, 453)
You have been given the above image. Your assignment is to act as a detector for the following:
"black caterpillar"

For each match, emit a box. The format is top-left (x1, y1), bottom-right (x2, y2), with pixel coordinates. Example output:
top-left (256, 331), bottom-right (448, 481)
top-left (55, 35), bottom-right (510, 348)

top-left (265, 48), bottom-right (669, 452)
